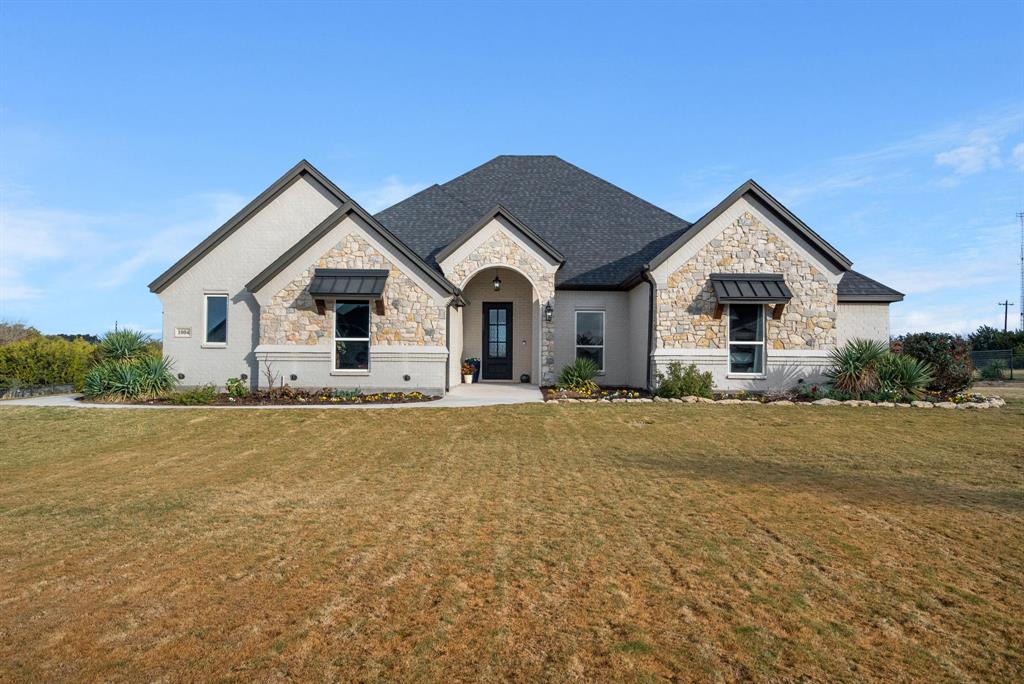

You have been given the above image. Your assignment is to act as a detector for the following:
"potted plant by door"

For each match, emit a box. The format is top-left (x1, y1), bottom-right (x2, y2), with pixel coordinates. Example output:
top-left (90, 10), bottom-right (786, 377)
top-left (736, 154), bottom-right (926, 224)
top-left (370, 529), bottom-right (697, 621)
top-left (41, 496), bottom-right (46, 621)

top-left (461, 362), bottom-right (475, 384)
top-left (466, 357), bottom-right (481, 382)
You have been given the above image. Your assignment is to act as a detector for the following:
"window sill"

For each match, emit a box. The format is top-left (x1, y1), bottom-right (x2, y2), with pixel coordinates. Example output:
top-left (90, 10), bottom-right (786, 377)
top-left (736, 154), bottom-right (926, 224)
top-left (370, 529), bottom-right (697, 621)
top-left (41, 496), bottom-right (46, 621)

top-left (201, 343), bottom-right (227, 349)
top-left (726, 373), bottom-right (766, 380)
top-left (331, 370), bottom-right (370, 376)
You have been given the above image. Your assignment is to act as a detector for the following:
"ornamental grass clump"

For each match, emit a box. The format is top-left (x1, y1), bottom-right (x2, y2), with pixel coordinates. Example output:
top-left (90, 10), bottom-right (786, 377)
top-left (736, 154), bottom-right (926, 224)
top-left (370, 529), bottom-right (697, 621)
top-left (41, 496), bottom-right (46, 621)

top-left (825, 338), bottom-right (888, 399)
top-left (82, 329), bottom-right (177, 401)
top-left (557, 358), bottom-right (601, 393)
top-left (876, 353), bottom-right (935, 399)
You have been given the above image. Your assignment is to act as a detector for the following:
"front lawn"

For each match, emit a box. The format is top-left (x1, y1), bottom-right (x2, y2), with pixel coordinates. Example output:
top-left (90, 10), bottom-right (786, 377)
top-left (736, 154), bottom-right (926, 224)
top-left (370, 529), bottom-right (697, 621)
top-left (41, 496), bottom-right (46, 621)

top-left (1, 402), bottom-right (1022, 681)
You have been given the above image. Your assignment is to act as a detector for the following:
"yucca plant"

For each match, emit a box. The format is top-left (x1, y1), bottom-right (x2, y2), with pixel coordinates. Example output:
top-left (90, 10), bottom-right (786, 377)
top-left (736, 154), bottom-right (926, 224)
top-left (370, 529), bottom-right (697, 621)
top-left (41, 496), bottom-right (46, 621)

top-left (82, 362), bottom-right (116, 398)
top-left (104, 361), bottom-right (145, 400)
top-left (137, 355), bottom-right (178, 396)
top-left (826, 338), bottom-right (889, 399)
top-left (99, 329), bottom-right (153, 362)
top-left (877, 353), bottom-right (935, 399)
top-left (557, 357), bottom-right (601, 393)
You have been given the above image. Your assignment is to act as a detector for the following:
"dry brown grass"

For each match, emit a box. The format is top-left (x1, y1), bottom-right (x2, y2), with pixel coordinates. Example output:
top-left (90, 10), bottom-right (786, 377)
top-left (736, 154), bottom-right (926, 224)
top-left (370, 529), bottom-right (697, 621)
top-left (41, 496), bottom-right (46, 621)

top-left (1, 401), bottom-right (1022, 682)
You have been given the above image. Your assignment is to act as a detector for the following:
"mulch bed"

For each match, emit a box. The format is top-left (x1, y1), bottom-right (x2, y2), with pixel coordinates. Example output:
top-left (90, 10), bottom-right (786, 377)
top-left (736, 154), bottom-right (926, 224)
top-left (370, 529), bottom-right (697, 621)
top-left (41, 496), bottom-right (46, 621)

top-left (81, 389), bottom-right (440, 406)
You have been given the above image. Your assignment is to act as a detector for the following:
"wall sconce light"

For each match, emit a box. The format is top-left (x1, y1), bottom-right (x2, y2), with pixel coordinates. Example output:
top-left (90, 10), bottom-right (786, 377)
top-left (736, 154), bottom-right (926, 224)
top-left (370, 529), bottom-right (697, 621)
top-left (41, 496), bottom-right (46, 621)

top-left (177, 373), bottom-right (185, 380)
top-left (544, 302), bottom-right (553, 322)
top-left (289, 374), bottom-right (298, 381)
top-left (492, 271), bottom-right (502, 291)
top-left (240, 373), bottom-right (248, 381)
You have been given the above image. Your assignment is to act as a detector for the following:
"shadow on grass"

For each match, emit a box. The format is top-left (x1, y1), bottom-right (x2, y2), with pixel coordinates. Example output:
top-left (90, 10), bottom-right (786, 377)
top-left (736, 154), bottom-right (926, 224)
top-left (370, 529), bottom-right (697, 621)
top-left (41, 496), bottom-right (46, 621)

top-left (612, 450), bottom-right (1024, 513)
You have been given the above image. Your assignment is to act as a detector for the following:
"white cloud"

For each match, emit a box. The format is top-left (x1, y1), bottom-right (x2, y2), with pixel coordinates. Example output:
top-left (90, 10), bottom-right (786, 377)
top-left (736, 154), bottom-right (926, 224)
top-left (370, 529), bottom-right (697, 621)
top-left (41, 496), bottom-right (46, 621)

top-left (0, 191), bottom-right (247, 301)
top-left (1011, 142), bottom-right (1024, 171)
top-left (356, 176), bottom-right (426, 213)
top-left (934, 131), bottom-right (1003, 176)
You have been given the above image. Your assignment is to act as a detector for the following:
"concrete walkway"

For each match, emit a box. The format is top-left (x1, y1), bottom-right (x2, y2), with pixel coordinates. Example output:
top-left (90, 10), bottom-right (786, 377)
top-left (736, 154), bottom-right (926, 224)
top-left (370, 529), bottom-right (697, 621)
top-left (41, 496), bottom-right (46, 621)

top-left (0, 383), bottom-right (544, 410)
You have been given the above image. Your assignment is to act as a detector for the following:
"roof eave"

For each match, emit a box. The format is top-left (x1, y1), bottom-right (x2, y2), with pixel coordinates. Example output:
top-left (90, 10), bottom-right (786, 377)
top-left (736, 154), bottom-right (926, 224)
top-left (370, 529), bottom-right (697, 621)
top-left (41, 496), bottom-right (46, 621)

top-left (149, 159), bottom-right (348, 294)
top-left (433, 204), bottom-right (566, 266)
top-left (645, 180), bottom-right (854, 274)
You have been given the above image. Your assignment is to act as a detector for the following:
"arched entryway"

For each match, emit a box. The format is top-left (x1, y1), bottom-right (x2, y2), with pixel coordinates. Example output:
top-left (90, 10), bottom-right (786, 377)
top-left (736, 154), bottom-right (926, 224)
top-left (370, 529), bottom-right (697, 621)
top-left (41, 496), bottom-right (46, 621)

top-left (459, 266), bottom-right (539, 383)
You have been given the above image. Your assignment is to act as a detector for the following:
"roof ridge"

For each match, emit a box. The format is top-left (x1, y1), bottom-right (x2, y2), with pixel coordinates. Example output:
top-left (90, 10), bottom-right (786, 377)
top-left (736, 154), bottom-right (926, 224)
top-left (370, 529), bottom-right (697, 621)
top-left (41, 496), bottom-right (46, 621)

top-left (541, 156), bottom-right (693, 227)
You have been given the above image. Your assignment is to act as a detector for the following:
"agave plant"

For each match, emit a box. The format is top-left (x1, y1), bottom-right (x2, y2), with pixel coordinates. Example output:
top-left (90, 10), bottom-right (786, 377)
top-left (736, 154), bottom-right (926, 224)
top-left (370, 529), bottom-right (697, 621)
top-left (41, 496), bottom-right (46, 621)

top-left (137, 355), bottom-right (178, 396)
top-left (557, 357), bottom-right (601, 393)
top-left (825, 338), bottom-right (889, 398)
top-left (99, 329), bottom-right (153, 362)
top-left (877, 353), bottom-right (935, 399)
top-left (82, 362), bottom-right (116, 398)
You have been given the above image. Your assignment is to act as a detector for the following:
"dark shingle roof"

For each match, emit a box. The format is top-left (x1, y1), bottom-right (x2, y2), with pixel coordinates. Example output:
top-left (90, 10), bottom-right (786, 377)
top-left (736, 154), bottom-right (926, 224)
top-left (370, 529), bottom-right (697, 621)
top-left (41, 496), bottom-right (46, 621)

top-left (376, 155), bottom-right (691, 288)
top-left (837, 270), bottom-right (904, 302)
top-left (375, 155), bottom-right (902, 300)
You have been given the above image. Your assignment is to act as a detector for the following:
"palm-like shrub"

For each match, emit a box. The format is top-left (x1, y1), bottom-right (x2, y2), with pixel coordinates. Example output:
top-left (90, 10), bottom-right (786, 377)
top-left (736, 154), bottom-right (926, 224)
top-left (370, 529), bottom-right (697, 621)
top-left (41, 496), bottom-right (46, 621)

top-left (877, 353), bottom-right (935, 398)
top-left (83, 328), bottom-right (176, 400)
top-left (98, 329), bottom-right (152, 362)
top-left (826, 339), bottom-right (889, 398)
top-left (557, 358), bottom-right (601, 393)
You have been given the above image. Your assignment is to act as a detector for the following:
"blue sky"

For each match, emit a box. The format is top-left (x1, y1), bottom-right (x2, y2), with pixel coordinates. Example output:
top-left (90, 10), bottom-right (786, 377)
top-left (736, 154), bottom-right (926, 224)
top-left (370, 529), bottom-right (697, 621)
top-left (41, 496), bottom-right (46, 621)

top-left (1, 0), bottom-right (1022, 336)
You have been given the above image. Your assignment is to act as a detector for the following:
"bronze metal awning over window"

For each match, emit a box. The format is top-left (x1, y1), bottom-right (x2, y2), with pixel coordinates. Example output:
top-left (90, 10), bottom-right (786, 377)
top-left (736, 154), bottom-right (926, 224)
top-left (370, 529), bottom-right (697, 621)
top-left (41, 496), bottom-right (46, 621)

top-left (710, 273), bottom-right (793, 319)
top-left (309, 269), bottom-right (388, 315)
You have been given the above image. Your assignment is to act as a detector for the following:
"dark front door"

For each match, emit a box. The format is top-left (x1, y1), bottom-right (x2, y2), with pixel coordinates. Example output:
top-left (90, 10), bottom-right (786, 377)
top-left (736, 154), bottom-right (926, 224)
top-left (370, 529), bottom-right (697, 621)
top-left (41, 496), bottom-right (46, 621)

top-left (482, 302), bottom-right (513, 380)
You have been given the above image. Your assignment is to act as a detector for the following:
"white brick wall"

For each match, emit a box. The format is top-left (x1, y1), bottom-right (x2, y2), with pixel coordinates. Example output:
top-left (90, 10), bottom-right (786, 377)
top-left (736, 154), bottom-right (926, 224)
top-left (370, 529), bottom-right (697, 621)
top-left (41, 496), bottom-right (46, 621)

top-left (836, 303), bottom-right (890, 345)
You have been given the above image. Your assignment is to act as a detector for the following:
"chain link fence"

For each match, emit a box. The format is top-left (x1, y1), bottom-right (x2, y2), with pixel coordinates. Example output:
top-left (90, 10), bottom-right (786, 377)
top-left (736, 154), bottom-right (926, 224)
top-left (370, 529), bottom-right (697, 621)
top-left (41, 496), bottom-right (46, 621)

top-left (970, 349), bottom-right (1016, 380)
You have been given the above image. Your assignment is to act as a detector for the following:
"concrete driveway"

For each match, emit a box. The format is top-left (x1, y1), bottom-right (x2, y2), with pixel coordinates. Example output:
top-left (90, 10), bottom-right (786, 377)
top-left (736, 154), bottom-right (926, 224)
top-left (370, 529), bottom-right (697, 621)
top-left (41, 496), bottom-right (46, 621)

top-left (0, 383), bottom-right (544, 410)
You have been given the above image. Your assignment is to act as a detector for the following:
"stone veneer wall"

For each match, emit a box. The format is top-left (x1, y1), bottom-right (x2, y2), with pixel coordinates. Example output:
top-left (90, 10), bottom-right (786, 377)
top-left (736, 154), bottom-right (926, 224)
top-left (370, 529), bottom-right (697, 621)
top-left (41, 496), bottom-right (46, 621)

top-left (656, 211), bottom-right (837, 350)
top-left (445, 231), bottom-right (557, 384)
top-left (260, 233), bottom-right (445, 346)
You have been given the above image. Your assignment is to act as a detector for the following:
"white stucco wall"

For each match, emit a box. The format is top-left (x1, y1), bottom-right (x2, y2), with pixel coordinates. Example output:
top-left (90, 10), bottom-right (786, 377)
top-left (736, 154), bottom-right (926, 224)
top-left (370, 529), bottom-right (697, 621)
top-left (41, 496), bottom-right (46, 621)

top-left (157, 175), bottom-right (342, 387)
top-left (627, 282), bottom-right (651, 388)
top-left (553, 290), bottom-right (636, 386)
top-left (836, 303), bottom-right (890, 345)
top-left (448, 305), bottom-right (463, 387)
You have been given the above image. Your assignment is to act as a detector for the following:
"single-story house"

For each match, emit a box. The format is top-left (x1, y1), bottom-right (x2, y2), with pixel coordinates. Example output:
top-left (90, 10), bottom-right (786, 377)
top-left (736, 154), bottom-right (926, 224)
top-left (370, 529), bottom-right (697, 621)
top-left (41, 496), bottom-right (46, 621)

top-left (149, 156), bottom-right (902, 394)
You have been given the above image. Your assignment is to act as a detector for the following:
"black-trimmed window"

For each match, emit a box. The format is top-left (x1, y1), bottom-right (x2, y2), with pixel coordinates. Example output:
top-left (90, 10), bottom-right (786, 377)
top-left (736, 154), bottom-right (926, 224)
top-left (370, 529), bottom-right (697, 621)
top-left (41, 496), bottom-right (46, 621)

top-left (204, 294), bottom-right (227, 345)
top-left (728, 304), bottom-right (765, 374)
top-left (334, 301), bottom-right (370, 371)
top-left (575, 310), bottom-right (605, 371)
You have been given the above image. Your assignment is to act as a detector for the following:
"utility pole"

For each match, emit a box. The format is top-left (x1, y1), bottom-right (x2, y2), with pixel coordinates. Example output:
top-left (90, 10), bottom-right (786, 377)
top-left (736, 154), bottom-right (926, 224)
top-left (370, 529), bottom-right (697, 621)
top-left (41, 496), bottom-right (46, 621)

top-left (998, 301), bottom-right (1014, 332)
top-left (1018, 211), bottom-right (1023, 331)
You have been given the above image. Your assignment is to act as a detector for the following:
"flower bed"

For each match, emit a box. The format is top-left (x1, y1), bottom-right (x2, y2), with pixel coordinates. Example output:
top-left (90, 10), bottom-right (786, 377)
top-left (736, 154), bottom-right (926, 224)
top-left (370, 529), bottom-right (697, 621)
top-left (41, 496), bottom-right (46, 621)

top-left (83, 387), bottom-right (440, 406)
top-left (542, 386), bottom-right (649, 402)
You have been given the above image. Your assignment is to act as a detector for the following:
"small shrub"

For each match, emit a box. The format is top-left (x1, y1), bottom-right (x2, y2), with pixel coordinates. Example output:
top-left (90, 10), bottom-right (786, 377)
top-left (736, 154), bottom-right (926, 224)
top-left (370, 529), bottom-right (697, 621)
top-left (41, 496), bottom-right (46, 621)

top-left (656, 362), bottom-right (713, 399)
top-left (225, 377), bottom-right (249, 398)
top-left (892, 332), bottom-right (973, 393)
top-left (826, 339), bottom-right (889, 398)
top-left (557, 358), bottom-right (601, 393)
top-left (169, 385), bottom-right (218, 405)
top-left (877, 353), bottom-right (935, 398)
top-left (979, 360), bottom-right (1007, 381)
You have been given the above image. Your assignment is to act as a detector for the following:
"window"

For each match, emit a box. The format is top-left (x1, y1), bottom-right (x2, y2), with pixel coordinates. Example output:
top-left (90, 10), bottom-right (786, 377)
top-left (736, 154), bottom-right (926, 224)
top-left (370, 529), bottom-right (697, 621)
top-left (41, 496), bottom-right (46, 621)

top-left (334, 300), bottom-right (370, 371)
top-left (728, 304), bottom-right (765, 375)
top-left (575, 310), bottom-right (605, 371)
top-left (204, 294), bottom-right (227, 345)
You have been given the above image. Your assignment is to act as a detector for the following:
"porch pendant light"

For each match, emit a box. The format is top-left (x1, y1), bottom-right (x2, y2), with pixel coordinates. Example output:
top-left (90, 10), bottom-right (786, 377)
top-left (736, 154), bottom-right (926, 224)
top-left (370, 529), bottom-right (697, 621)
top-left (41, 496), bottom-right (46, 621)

top-left (492, 271), bottom-right (502, 291)
top-left (544, 302), bottom-right (553, 322)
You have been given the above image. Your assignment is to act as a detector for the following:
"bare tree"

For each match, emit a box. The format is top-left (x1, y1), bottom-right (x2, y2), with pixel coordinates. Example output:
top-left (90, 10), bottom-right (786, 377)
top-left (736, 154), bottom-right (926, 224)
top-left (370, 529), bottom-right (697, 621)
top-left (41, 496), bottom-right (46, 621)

top-left (261, 358), bottom-right (281, 396)
top-left (0, 320), bottom-right (41, 346)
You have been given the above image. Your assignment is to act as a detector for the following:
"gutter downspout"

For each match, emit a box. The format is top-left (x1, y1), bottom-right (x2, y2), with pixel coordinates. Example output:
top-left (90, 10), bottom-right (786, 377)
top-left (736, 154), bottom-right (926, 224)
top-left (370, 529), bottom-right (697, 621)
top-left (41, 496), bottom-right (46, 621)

top-left (643, 267), bottom-right (657, 391)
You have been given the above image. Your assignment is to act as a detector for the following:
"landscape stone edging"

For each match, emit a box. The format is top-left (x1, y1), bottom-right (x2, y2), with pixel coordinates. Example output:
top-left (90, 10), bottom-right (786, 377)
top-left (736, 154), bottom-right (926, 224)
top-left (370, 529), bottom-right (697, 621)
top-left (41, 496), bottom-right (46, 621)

top-left (545, 395), bottom-right (1007, 408)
